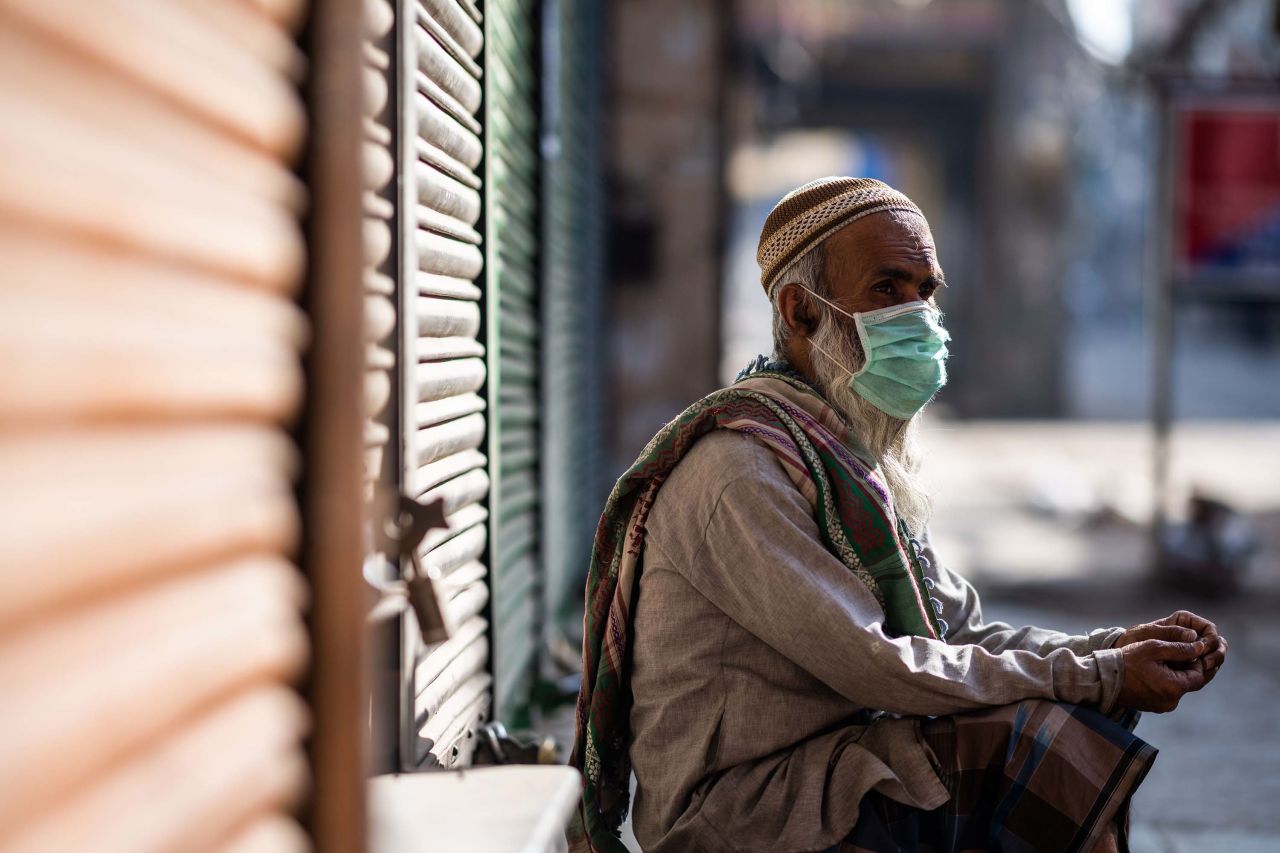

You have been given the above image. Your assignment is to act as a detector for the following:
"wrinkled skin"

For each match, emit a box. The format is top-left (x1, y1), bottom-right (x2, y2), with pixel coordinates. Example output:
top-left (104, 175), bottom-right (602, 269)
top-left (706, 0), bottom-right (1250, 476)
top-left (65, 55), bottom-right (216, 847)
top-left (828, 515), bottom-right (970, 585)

top-left (1113, 610), bottom-right (1228, 712)
top-left (776, 209), bottom-right (944, 377)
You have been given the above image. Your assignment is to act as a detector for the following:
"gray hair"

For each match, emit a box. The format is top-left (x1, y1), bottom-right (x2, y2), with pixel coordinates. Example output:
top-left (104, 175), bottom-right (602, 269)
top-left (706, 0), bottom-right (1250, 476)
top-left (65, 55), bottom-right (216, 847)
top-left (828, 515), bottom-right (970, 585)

top-left (770, 243), bottom-right (829, 357)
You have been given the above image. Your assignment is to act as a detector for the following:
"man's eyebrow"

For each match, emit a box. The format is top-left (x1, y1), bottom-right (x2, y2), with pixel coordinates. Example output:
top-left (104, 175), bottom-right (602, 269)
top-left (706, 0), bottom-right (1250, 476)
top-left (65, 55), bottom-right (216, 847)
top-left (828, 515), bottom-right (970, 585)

top-left (873, 267), bottom-right (947, 288)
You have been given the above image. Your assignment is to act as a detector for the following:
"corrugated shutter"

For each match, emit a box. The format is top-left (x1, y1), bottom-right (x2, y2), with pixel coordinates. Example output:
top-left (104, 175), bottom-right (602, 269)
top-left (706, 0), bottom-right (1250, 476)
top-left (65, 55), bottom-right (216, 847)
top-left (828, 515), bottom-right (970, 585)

top-left (541, 0), bottom-right (607, 644)
top-left (487, 0), bottom-right (542, 728)
top-left (0, 2), bottom-right (311, 850)
top-left (401, 0), bottom-right (493, 769)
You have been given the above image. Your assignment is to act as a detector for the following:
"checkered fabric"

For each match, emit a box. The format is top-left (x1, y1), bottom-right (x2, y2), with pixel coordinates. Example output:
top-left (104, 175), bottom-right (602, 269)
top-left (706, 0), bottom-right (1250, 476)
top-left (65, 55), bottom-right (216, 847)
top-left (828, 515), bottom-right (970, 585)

top-left (830, 699), bottom-right (1155, 853)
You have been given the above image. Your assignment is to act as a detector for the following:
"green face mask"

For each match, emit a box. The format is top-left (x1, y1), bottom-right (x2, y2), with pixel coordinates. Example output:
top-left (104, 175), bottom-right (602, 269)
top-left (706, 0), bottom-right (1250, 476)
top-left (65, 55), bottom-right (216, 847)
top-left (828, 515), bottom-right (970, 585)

top-left (803, 289), bottom-right (951, 420)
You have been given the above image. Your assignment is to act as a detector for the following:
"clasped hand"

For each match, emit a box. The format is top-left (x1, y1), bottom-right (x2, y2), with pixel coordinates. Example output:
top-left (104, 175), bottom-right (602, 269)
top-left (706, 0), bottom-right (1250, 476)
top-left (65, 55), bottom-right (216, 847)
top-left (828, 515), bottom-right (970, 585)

top-left (1112, 610), bottom-right (1228, 713)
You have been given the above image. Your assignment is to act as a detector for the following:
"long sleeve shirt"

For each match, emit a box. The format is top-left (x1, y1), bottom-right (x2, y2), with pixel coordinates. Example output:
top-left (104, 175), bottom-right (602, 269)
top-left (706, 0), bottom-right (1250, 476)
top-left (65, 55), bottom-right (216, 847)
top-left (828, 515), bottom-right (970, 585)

top-left (628, 429), bottom-right (1124, 853)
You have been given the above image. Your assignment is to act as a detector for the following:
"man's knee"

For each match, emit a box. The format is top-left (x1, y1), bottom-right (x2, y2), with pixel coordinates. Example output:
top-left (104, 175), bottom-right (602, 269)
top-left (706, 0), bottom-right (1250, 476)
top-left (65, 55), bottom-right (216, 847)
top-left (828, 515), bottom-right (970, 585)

top-left (936, 699), bottom-right (1079, 768)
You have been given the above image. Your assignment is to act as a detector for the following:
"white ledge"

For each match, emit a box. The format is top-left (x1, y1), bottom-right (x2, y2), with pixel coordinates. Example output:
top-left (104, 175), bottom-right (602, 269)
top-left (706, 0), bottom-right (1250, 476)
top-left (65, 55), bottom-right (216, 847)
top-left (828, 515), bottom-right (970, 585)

top-left (369, 766), bottom-right (583, 853)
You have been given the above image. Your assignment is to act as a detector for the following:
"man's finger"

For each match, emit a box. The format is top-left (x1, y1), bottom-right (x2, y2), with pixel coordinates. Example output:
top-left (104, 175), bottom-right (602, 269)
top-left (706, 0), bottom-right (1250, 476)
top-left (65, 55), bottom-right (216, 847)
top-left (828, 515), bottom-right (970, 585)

top-left (1164, 610), bottom-right (1218, 639)
top-left (1203, 636), bottom-right (1228, 671)
top-left (1144, 625), bottom-right (1198, 643)
top-left (1145, 639), bottom-right (1206, 662)
top-left (1118, 623), bottom-right (1196, 647)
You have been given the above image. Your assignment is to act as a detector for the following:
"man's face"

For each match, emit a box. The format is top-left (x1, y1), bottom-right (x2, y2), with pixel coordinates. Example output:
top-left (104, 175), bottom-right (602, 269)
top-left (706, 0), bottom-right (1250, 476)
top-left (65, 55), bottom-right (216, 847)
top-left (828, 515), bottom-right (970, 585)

top-left (821, 210), bottom-right (945, 314)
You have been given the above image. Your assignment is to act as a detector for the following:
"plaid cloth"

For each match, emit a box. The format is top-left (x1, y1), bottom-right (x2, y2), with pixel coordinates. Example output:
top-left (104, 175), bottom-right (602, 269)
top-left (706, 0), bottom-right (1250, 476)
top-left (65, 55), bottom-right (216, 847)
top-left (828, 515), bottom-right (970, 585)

top-left (830, 700), bottom-right (1155, 853)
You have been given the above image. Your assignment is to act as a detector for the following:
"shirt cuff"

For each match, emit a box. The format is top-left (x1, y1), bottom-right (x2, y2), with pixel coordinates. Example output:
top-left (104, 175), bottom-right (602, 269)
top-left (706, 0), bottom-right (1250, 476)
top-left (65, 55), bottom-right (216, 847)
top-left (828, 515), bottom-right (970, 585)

top-left (1048, 646), bottom-right (1124, 712)
top-left (1093, 647), bottom-right (1125, 714)
top-left (1093, 627), bottom-right (1127, 651)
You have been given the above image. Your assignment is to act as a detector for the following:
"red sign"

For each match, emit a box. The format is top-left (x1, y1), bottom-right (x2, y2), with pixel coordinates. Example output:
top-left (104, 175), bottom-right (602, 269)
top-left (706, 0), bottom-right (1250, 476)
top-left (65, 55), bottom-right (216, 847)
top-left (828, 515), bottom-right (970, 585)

top-left (1175, 103), bottom-right (1280, 281)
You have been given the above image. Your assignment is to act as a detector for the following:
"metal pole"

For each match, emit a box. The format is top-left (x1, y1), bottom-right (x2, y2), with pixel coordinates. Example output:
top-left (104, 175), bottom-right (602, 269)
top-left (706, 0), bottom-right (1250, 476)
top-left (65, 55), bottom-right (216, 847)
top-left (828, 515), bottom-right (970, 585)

top-left (301, 0), bottom-right (373, 844)
top-left (1149, 82), bottom-right (1176, 575)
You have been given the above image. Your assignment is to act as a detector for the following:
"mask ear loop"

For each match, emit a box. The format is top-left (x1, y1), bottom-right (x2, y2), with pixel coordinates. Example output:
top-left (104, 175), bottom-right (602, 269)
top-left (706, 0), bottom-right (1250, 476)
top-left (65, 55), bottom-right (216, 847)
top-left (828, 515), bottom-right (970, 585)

top-left (797, 284), bottom-right (857, 321)
top-left (799, 285), bottom-right (875, 380)
top-left (807, 334), bottom-right (857, 379)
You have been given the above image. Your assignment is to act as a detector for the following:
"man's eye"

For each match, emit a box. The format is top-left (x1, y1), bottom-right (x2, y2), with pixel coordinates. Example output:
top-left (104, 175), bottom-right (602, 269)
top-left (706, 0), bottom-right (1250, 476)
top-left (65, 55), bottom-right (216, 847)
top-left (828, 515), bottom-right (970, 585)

top-left (919, 284), bottom-right (937, 298)
top-left (871, 281), bottom-right (893, 294)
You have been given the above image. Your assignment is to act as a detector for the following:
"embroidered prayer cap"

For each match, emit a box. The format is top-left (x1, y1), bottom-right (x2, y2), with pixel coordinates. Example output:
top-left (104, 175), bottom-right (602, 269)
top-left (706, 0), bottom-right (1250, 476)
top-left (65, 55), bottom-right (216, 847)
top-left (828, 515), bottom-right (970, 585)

top-left (757, 177), bottom-right (925, 299)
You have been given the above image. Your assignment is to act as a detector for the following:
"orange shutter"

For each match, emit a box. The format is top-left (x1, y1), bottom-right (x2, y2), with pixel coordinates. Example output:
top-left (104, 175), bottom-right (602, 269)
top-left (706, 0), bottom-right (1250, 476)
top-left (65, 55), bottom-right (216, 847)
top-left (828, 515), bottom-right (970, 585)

top-left (0, 2), bottom-right (311, 849)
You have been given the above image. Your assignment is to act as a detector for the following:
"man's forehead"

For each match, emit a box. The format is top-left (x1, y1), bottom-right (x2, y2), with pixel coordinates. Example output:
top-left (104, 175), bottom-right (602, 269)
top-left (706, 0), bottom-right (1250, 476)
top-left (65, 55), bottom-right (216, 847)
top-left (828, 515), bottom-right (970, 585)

top-left (824, 211), bottom-right (938, 271)
top-left (828, 210), bottom-right (934, 253)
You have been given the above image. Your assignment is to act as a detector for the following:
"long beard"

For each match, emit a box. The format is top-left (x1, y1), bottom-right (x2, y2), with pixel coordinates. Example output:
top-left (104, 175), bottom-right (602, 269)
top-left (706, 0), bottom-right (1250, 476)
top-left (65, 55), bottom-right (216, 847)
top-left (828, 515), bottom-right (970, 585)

top-left (808, 315), bottom-right (933, 535)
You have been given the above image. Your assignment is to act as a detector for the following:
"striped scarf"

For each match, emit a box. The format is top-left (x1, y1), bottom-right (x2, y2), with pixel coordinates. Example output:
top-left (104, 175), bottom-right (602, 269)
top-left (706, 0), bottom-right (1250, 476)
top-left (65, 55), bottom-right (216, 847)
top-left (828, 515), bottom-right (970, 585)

top-left (567, 371), bottom-right (943, 852)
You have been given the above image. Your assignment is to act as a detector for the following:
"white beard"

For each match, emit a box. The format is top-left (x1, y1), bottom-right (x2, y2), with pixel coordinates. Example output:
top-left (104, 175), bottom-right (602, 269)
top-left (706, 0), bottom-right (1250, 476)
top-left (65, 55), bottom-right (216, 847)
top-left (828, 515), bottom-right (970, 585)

top-left (807, 314), bottom-right (933, 535)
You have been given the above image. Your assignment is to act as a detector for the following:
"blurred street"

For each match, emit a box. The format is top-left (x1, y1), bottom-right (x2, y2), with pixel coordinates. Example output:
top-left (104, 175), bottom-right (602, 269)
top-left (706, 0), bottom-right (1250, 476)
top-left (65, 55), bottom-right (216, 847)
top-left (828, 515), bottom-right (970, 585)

top-left (925, 420), bottom-right (1280, 851)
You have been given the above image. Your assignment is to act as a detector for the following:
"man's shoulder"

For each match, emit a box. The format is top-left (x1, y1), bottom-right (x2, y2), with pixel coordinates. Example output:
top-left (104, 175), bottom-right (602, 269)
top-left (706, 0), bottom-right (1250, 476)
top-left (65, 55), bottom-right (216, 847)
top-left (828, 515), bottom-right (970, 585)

top-left (665, 428), bottom-right (777, 493)
top-left (648, 429), bottom-right (786, 542)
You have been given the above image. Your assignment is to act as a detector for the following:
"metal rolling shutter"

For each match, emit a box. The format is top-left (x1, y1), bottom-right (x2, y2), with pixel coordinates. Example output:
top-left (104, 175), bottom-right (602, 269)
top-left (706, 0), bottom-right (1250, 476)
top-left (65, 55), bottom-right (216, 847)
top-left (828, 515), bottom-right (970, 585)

top-left (0, 1), bottom-right (310, 850)
top-left (541, 0), bottom-right (607, 641)
top-left (487, 0), bottom-right (542, 727)
top-left (400, 0), bottom-right (494, 769)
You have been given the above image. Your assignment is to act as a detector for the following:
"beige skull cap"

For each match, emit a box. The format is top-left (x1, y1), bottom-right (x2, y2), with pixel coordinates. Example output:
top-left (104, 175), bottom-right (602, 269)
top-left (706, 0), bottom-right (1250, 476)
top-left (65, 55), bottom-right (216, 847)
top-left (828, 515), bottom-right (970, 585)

top-left (757, 177), bottom-right (925, 299)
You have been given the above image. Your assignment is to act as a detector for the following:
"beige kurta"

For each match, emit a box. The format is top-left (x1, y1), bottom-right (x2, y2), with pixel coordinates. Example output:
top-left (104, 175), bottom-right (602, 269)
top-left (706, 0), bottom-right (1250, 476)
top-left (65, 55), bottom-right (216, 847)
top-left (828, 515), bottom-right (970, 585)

top-left (628, 429), bottom-right (1125, 853)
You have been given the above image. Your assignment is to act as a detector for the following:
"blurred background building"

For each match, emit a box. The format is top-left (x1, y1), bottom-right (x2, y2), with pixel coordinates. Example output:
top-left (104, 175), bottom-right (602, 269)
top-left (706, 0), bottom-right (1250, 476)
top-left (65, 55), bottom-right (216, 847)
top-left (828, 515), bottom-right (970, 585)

top-left (2, 0), bottom-right (1278, 850)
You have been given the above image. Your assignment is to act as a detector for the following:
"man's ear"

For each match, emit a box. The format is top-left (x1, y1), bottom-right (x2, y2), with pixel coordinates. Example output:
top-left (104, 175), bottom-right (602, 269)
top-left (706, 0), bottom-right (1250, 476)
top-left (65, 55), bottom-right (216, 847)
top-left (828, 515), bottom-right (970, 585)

top-left (777, 282), bottom-right (818, 337)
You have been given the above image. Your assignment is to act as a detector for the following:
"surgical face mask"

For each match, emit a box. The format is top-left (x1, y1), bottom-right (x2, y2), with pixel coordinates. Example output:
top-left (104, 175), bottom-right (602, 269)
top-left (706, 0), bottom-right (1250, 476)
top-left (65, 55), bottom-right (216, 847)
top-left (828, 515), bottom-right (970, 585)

top-left (801, 287), bottom-right (950, 420)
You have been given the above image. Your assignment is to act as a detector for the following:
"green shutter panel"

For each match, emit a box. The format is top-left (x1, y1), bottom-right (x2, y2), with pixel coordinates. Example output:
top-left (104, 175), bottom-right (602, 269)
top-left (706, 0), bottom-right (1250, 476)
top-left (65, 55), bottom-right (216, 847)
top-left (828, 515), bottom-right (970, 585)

top-left (401, 0), bottom-right (492, 769)
top-left (485, 0), bottom-right (542, 725)
top-left (541, 0), bottom-right (607, 639)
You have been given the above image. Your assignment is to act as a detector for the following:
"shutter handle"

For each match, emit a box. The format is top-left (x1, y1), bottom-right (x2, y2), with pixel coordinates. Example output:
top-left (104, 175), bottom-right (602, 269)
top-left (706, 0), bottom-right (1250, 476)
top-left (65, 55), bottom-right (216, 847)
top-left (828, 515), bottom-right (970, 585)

top-left (389, 494), bottom-right (453, 645)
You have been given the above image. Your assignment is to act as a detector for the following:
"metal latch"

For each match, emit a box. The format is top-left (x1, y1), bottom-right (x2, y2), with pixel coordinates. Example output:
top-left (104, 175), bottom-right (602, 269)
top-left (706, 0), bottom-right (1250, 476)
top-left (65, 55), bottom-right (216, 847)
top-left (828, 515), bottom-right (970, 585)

top-left (396, 494), bottom-right (453, 644)
top-left (365, 493), bottom-right (454, 644)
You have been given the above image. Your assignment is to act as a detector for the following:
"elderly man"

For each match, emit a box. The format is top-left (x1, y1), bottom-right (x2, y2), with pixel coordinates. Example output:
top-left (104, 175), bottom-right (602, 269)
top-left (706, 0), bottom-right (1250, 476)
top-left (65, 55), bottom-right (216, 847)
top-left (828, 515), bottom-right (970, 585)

top-left (568, 177), bottom-right (1227, 853)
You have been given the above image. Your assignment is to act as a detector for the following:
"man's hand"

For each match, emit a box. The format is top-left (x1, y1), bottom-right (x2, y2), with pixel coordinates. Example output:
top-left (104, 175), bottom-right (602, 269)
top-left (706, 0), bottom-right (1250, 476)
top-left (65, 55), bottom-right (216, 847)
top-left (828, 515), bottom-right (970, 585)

top-left (1115, 637), bottom-right (1210, 712)
top-left (1115, 610), bottom-right (1228, 686)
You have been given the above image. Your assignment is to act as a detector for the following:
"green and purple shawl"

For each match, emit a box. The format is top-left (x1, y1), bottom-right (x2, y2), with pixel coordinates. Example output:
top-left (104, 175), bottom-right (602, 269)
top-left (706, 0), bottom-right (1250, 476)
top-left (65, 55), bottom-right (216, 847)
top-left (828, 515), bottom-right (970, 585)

top-left (567, 371), bottom-right (943, 852)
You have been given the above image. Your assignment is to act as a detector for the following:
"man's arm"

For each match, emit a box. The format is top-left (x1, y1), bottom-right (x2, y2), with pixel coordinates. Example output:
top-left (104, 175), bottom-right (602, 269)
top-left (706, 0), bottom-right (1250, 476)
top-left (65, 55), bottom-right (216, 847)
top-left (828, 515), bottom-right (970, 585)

top-left (921, 536), bottom-right (1229, 698)
top-left (668, 439), bottom-right (1127, 717)
top-left (920, 533), bottom-right (1124, 656)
